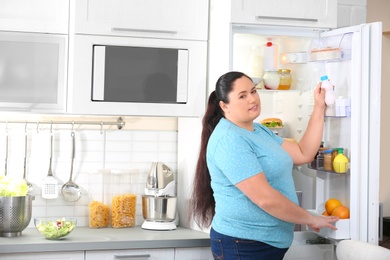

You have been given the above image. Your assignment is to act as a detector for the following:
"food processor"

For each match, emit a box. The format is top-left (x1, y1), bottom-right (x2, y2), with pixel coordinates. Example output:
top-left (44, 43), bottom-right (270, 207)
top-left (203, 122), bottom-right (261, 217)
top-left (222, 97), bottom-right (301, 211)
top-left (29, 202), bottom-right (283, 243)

top-left (141, 162), bottom-right (178, 230)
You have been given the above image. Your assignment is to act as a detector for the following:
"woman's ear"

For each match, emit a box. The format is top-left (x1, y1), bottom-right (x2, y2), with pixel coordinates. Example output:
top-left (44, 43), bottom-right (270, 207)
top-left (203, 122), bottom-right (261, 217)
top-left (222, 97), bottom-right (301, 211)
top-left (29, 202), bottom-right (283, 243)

top-left (219, 100), bottom-right (228, 114)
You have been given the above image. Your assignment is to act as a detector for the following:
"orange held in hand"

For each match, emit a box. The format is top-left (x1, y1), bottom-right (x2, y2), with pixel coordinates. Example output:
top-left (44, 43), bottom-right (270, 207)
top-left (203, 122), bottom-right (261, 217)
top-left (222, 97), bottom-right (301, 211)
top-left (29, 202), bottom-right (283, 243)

top-left (331, 205), bottom-right (350, 219)
top-left (325, 198), bottom-right (342, 215)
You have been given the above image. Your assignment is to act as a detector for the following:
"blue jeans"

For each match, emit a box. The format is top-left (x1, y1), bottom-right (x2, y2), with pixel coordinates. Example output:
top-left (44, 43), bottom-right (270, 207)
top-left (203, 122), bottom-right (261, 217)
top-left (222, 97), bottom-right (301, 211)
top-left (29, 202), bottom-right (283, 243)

top-left (210, 227), bottom-right (289, 260)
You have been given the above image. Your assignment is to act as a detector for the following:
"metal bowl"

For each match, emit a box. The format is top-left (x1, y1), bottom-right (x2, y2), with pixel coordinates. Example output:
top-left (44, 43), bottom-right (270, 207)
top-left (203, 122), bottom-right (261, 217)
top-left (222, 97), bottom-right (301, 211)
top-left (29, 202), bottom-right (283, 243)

top-left (0, 195), bottom-right (34, 237)
top-left (142, 195), bottom-right (177, 222)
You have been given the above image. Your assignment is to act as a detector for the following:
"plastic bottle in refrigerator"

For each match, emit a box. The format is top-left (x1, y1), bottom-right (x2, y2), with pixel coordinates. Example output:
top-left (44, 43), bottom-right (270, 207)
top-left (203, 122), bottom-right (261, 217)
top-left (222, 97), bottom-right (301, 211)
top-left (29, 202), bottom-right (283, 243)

top-left (333, 148), bottom-right (349, 174)
top-left (320, 75), bottom-right (336, 105)
top-left (263, 40), bottom-right (278, 71)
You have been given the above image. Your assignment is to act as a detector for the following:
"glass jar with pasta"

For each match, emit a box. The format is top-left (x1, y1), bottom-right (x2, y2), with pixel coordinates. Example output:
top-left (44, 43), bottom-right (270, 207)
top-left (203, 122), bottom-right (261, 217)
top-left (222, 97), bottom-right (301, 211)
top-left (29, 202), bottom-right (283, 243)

top-left (88, 169), bottom-right (110, 228)
top-left (109, 170), bottom-right (138, 228)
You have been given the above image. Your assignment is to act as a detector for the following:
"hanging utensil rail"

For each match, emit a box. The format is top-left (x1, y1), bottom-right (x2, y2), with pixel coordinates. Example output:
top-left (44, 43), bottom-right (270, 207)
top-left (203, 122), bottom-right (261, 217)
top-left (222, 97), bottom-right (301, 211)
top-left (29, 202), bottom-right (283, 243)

top-left (0, 117), bottom-right (125, 131)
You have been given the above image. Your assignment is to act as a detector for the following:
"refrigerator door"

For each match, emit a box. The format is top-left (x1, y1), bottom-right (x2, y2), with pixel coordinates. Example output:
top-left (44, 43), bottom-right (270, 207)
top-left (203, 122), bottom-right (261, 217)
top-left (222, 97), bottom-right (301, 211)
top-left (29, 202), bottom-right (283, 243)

top-left (319, 22), bottom-right (382, 243)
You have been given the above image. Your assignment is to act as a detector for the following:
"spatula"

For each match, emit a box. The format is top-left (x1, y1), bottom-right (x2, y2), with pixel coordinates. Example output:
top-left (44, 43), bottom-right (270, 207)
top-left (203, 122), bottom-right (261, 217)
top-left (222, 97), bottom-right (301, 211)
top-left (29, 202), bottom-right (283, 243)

top-left (42, 130), bottom-right (58, 199)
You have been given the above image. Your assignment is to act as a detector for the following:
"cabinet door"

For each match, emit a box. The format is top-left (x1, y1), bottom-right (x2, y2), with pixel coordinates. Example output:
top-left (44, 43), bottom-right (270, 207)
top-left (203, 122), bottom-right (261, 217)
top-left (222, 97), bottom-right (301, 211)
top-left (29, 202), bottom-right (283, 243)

top-left (74, 0), bottom-right (209, 41)
top-left (85, 248), bottom-right (174, 260)
top-left (0, 0), bottom-right (69, 34)
top-left (175, 247), bottom-right (213, 260)
top-left (231, 0), bottom-right (337, 29)
top-left (0, 251), bottom-right (84, 260)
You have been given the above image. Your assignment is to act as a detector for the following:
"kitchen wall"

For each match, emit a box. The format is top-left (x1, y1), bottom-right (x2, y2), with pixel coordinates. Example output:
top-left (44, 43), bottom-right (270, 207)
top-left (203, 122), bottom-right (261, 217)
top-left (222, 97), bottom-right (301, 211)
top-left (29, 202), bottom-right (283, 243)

top-left (0, 115), bottom-right (178, 228)
top-left (1, 0), bottom-right (374, 230)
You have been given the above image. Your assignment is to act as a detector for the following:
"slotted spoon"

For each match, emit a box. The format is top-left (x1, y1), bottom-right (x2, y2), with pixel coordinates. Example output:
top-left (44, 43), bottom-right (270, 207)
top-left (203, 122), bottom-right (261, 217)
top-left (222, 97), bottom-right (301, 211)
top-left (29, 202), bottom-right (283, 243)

top-left (61, 131), bottom-right (81, 202)
top-left (42, 130), bottom-right (58, 199)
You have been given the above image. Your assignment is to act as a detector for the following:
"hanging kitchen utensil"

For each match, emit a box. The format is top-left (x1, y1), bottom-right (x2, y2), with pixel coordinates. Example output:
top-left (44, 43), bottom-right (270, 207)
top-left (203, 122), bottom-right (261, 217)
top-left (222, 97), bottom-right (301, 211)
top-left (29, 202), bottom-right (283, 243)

top-left (61, 130), bottom-right (81, 202)
top-left (4, 126), bottom-right (8, 176)
top-left (23, 124), bottom-right (33, 192)
top-left (42, 125), bottom-right (58, 199)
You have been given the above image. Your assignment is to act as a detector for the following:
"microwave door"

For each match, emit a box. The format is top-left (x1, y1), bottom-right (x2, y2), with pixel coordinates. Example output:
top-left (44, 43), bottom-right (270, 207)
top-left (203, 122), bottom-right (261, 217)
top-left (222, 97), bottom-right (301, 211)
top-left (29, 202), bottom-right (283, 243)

top-left (92, 45), bottom-right (188, 104)
top-left (92, 46), bottom-right (106, 101)
top-left (176, 49), bottom-right (189, 103)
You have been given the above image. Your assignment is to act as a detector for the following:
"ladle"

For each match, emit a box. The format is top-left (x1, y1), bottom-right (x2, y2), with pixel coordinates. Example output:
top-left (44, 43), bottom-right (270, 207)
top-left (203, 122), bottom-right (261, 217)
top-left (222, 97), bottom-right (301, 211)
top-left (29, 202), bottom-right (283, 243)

top-left (61, 131), bottom-right (81, 202)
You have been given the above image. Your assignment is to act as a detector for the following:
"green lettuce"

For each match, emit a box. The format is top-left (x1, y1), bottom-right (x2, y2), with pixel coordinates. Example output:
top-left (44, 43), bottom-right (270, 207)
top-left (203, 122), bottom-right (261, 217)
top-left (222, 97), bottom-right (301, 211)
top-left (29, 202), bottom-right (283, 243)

top-left (0, 176), bottom-right (29, 196)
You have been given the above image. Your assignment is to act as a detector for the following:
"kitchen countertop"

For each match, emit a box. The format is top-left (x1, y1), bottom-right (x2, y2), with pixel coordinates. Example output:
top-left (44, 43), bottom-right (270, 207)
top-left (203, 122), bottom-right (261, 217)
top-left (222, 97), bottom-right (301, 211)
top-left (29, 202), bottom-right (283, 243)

top-left (0, 226), bottom-right (211, 254)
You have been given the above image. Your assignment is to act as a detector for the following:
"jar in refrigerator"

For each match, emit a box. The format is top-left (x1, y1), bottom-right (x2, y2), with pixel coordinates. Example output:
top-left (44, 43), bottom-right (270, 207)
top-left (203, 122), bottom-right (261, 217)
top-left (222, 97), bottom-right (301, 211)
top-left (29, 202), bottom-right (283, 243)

top-left (316, 147), bottom-right (328, 170)
top-left (277, 69), bottom-right (292, 90)
top-left (324, 149), bottom-right (333, 171)
top-left (263, 70), bottom-right (280, 90)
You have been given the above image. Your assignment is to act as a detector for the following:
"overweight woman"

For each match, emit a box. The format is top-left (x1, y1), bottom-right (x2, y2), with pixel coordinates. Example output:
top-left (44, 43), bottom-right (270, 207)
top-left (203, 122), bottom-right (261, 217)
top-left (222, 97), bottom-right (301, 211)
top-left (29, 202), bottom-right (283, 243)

top-left (190, 71), bottom-right (338, 260)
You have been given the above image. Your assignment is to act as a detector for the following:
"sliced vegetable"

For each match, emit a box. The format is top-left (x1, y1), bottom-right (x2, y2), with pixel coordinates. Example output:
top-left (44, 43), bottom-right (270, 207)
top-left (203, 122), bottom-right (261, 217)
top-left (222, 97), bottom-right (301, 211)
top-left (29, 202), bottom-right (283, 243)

top-left (0, 176), bottom-right (29, 196)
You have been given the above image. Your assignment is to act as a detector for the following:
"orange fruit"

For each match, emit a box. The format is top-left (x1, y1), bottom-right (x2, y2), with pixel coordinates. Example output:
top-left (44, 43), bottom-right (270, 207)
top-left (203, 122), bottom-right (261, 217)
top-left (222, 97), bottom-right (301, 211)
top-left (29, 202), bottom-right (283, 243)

top-left (325, 198), bottom-right (343, 215)
top-left (322, 211), bottom-right (330, 216)
top-left (331, 205), bottom-right (350, 219)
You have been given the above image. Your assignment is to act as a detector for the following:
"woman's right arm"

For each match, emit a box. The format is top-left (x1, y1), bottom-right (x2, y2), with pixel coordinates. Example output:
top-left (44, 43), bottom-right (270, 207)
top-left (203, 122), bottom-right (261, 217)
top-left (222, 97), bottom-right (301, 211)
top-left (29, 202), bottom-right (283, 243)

top-left (236, 171), bottom-right (338, 232)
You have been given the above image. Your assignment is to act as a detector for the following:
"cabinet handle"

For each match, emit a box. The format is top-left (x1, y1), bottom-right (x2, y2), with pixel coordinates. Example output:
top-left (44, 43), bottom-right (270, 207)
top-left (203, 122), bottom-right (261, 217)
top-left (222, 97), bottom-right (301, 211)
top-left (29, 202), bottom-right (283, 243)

top-left (114, 254), bottom-right (151, 259)
top-left (255, 16), bottom-right (318, 22)
top-left (112, 27), bottom-right (177, 35)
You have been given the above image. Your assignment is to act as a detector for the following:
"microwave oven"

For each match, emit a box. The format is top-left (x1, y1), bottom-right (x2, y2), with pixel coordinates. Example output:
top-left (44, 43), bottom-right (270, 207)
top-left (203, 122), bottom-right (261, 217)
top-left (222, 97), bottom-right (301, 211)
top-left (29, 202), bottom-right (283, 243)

top-left (0, 31), bottom-right (67, 113)
top-left (68, 34), bottom-right (207, 117)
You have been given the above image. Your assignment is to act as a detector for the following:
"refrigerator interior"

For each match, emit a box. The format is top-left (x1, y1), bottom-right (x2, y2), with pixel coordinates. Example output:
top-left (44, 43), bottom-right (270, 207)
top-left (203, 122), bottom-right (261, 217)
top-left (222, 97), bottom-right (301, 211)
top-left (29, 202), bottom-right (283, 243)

top-left (230, 25), bottom-right (355, 241)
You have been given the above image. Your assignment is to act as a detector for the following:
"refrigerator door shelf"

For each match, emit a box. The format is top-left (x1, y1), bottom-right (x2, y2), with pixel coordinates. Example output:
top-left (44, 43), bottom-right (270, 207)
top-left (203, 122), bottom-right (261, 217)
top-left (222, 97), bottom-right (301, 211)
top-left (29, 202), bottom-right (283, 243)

top-left (308, 209), bottom-right (350, 240)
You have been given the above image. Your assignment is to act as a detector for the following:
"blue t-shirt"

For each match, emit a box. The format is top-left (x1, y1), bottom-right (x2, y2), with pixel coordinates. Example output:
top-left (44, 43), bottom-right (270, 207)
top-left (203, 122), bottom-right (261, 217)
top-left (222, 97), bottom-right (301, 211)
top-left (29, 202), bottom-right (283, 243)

top-left (207, 118), bottom-right (297, 249)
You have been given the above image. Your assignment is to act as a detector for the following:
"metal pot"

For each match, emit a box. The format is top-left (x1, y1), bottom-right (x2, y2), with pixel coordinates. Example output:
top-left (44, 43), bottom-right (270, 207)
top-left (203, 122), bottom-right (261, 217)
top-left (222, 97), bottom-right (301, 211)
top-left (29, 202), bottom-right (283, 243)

top-left (142, 195), bottom-right (177, 222)
top-left (0, 195), bottom-right (34, 237)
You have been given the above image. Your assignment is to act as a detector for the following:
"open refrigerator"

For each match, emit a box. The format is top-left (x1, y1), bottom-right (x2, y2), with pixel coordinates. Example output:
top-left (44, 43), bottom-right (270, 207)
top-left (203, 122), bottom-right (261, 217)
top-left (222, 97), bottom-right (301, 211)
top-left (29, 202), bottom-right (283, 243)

top-left (204, 4), bottom-right (382, 258)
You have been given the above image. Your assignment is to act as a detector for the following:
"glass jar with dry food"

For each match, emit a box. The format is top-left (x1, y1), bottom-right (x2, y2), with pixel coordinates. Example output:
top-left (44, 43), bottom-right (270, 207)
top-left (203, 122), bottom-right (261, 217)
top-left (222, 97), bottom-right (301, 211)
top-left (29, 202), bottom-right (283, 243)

top-left (88, 169), bottom-right (110, 228)
top-left (108, 170), bottom-right (138, 228)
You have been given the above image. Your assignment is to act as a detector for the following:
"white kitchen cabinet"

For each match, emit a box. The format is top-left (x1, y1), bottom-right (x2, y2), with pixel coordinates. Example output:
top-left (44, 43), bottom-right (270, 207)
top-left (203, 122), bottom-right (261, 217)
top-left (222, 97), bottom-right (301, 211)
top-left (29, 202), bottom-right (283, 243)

top-left (0, 251), bottom-right (84, 260)
top-left (0, 0), bottom-right (69, 34)
top-left (85, 249), bottom-right (174, 260)
top-left (174, 247), bottom-right (212, 260)
top-left (72, 0), bottom-right (209, 41)
top-left (231, 0), bottom-right (337, 29)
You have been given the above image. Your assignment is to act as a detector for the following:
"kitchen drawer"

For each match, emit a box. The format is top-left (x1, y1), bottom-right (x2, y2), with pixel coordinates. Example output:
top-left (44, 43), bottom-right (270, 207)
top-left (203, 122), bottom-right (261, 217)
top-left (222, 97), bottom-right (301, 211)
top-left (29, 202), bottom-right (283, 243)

top-left (85, 248), bottom-right (174, 260)
top-left (0, 251), bottom-right (84, 260)
top-left (174, 247), bottom-right (212, 260)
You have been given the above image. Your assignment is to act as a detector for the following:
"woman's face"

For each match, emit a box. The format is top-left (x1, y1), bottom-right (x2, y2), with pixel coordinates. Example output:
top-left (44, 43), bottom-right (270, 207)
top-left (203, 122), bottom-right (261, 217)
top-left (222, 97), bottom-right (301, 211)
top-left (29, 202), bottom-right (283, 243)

top-left (219, 76), bottom-right (261, 130)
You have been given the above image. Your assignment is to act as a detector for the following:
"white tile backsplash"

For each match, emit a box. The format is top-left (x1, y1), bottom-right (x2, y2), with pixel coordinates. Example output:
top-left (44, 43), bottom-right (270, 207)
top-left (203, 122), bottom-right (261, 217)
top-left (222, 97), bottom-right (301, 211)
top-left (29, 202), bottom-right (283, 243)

top-left (2, 128), bottom-right (177, 228)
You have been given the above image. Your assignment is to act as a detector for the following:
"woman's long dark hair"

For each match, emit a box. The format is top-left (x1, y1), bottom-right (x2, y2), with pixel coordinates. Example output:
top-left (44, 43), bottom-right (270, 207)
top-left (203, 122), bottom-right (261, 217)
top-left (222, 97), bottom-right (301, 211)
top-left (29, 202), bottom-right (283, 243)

top-left (189, 71), bottom-right (250, 229)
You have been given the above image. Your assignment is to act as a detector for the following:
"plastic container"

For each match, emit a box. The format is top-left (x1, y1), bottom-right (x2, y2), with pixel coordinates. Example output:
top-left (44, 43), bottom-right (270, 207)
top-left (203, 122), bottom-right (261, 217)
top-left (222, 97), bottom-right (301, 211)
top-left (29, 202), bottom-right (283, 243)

top-left (263, 70), bottom-right (280, 90)
top-left (277, 69), bottom-right (292, 90)
top-left (320, 75), bottom-right (336, 105)
top-left (263, 41), bottom-right (278, 71)
top-left (248, 46), bottom-right (263, 80)
top-left (333, 148), bottom-right (349, 173)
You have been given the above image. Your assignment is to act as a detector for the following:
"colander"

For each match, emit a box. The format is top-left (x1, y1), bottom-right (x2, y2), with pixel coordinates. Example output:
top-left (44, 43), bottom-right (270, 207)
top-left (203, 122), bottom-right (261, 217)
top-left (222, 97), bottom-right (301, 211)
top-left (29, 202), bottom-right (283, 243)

top-left (0, 195), bottom-right (34, 237)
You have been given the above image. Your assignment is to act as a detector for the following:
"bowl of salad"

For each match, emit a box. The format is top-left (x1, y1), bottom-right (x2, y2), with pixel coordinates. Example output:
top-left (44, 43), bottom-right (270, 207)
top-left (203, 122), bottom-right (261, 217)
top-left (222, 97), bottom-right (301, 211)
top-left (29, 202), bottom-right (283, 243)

top-left (34, 217), bottom-right (77, 240)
